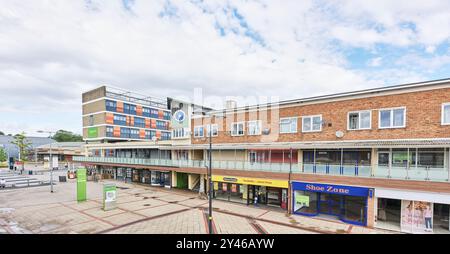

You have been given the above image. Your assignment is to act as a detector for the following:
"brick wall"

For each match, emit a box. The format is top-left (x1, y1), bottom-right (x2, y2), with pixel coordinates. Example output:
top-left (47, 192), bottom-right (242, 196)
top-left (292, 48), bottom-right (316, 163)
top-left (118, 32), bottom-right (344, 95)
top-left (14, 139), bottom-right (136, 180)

top-left (192, 87), bottom-right (450, 144)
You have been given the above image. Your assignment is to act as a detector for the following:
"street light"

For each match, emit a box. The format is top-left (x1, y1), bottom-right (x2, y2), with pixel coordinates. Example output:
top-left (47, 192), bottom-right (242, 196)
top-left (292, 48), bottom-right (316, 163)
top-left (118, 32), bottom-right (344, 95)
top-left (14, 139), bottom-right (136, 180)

top-left (37, 130), bottom-right (55, 193)
top-left (205, 124), bottom-right (213, 235)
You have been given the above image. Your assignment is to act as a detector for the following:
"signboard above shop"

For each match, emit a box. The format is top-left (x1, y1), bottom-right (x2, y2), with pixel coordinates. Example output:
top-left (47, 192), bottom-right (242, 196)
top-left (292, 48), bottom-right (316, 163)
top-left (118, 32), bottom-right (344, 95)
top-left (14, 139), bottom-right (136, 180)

top-left (212, 175), bottom-right (288, 188)
top-left (292, 182), bottom-right (371, 197)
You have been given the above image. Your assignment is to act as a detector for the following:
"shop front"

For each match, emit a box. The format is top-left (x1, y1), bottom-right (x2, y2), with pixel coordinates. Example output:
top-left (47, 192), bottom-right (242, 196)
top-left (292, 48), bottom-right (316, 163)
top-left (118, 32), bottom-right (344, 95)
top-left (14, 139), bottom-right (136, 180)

top-left (375, 188), bottom-right (450, 234)
top-left (292, 181), bottom-right (372, 226)
top-left (150, 170), bottom-right (171, 188)
top-left (212, 175), bottom-right (288, 209)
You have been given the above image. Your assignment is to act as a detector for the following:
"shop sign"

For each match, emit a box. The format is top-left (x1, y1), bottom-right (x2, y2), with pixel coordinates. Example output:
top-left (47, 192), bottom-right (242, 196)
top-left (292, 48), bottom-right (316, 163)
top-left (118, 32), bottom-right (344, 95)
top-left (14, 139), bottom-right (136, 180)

top-left (103, 183), bottom-right (117, 211)
top-left (401, 200), bottom-right (433, 234)
top-left (292, 182), bottom-right (370, 197)
top-left (212, 175), bottom-right (288, 188)
top-left (76, 167), bottom-right (87, 202)
top-left (88, 127), bottom-right (98, 138)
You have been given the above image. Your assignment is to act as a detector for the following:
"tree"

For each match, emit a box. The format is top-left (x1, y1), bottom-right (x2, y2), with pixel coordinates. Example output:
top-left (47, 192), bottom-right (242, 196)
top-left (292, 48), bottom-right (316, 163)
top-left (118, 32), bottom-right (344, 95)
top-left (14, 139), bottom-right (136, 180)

top-left (0, 148), bottom-right (7, 162)
top-left (0, 131), bottom-right (4, 136)
top-left (10, 132), bottom-right (32, 164)
top-left (52, 130), bottom-right (83, 142)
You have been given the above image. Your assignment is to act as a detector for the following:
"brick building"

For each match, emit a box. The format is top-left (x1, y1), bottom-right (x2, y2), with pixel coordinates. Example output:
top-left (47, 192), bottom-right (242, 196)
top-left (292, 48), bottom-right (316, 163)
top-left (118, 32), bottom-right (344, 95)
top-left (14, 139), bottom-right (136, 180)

top-left (75, 79), bottom-right (450, 233)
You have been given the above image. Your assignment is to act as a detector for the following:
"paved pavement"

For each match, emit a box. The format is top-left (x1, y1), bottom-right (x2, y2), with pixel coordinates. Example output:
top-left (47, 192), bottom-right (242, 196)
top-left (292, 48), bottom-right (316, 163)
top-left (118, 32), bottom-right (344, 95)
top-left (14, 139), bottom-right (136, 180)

top-left (0, 169), bottom-right (399, 234)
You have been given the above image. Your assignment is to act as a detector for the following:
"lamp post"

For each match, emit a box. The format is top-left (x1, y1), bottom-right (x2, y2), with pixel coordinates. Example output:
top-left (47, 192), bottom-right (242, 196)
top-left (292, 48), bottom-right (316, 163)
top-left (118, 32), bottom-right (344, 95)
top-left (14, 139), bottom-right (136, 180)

top-left (37, 130), bottom-right (55, 193)
top-left (207, 125), bottom-right (212, 234)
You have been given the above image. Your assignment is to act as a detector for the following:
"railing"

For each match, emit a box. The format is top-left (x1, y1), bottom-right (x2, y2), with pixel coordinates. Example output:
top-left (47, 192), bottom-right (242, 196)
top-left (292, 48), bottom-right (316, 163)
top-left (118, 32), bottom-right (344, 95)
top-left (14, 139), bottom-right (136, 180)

top-left (73, 156), bottom-right (450, 182)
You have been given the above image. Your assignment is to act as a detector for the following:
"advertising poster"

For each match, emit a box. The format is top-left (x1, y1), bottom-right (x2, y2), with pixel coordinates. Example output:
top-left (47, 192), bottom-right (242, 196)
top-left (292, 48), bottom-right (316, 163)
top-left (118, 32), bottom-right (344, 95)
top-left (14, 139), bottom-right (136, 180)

top-left (76, 168), bottom-right (87, 202)
top-left (231, 184), bottom-right (237, 193)
top-left (401, 200), bottom-right (433, 233)
top-left (103, 184), bottom-right (117, 211)
top-left (294, 191), bottom-right (310, 212)
top-left (213, 182), bottom-right (218, 191)
top-left (222, 183), bottom-right (227, 192)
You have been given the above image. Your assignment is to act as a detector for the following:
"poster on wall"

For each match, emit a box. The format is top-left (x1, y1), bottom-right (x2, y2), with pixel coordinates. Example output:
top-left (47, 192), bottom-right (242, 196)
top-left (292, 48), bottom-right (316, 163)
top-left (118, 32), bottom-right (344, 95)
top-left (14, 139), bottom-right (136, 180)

top-left (401, 200), bottom-right (433, 233)
top-left (294, 191), bottom-right (310, 212)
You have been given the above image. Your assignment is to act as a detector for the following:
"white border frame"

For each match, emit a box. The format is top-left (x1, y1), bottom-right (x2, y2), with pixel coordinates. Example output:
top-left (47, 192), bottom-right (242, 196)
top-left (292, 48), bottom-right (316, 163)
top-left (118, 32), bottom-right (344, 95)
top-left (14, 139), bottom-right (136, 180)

top-left (442, 103), bottom-right (450, 125)
top-left (378, 106), bottom-right (406, 129)
top-left (206, 124), bottom-right (219, 137)
top-left (279, 117), bottom-right (298, 134)
top-left (193, 125), bottom-right (204, 138)
top-left (247, 120), bottom-right (262, 136)
top-left (302, 115), bottom-right (322, 133)
top-left (347, 110), bottom-right (372, 131)
top-left (231, 122), bottom-right (245, 136)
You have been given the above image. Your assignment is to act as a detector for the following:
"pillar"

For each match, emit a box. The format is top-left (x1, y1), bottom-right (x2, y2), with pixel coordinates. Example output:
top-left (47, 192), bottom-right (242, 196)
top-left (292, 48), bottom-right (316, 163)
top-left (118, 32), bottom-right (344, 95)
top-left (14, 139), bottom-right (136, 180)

top-left (371, 148), bottom-right (377, 176)
top-left (367, 194), bottom-right (376, 228)
top-left (172, 171), bottom-right (177, 188)
top-left (199, 174), bottom-right (205, 193)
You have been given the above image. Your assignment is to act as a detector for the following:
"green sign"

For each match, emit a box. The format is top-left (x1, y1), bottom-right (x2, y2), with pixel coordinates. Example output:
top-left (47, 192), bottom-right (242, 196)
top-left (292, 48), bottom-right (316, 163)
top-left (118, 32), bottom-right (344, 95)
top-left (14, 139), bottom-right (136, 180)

top-left (103, 183), bottom-right (117, 211)
top-left (77, 167), bottom-right (87, 202)
top-left (295, 195), bottom-right (310, 207)
top-left (87, 127), bottom-right (98, 138)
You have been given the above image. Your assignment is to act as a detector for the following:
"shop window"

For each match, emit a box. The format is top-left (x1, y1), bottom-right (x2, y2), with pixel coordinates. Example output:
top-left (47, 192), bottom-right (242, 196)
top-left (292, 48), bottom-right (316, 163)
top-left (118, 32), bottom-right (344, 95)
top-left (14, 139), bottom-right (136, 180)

top-left (302, 115), bottom-right (322, 132)
top-left (193, 126), bottom-right (204, 138)
top-left (348, 111), bottom-right (371, 130)
top-left (231, 122), bottom-right (245, 136)
top-left (294, 190), bottom-right (318, 215)
top-left (343, 150), bottom-right (371, 166)
top-left (343, 196), bottom-right (366, 224)
top-left (206, 124), bottom-right (218, 137)
top-left (247, 120), bottom-right (261, 135)
top-left (315, 150), bottom-right (341, 165)
top-left (442, 103), bottom-right (450, 125)
top-left (379, 107), bottom-right (406, 129)
top-left (280, 117), bottom-right (297, 133)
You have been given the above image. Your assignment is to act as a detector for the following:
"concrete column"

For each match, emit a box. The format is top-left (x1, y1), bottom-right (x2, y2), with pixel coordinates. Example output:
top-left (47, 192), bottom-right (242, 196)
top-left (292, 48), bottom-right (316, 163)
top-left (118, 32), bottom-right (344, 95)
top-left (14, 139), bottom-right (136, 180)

top-left (172, 171), bottom-right (177, 188)
top-left (297, 149), bottom-right (303, 171)
top-left (199, 174), bottom-right (205, 193)
top-left (371, 148), bottom-right (377, 176)
top-left (367, 195), bottom-right (376, 228)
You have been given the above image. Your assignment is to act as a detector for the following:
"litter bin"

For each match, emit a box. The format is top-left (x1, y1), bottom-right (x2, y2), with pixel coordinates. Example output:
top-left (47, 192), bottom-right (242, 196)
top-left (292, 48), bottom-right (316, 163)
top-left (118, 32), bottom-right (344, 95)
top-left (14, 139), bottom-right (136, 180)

top-left (28, 170), bottom-right (33, 175)
top-left (59, 176), bottom-right (67, 182)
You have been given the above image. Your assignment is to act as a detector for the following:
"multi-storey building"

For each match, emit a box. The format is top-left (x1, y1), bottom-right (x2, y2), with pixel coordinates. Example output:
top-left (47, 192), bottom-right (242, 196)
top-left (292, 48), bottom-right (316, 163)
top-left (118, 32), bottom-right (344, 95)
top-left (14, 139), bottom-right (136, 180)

top-left (82, 86), bottom-right (172, 143)
top-left (75, 79), bottom-right (450, 233)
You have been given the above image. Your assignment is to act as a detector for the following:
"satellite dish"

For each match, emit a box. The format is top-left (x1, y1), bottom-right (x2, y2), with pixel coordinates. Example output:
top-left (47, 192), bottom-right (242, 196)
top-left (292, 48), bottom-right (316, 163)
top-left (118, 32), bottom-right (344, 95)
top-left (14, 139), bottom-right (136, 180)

top-left (262, 128), bottom-right (271, 135)
top-left (335, 131), bottom-right (344, 138)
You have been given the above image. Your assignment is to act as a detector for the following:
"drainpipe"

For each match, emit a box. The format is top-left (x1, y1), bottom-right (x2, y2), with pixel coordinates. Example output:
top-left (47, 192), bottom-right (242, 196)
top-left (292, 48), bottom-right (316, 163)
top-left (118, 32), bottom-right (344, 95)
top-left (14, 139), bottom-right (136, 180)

top-left (288, 147), bottom-right (293, 215)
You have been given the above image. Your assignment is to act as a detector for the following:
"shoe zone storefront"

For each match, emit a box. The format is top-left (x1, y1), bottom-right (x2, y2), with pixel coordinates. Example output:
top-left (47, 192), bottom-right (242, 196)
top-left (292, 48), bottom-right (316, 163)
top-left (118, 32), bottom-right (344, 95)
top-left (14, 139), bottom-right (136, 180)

top-left (292, 182), bottom-right (373, 226)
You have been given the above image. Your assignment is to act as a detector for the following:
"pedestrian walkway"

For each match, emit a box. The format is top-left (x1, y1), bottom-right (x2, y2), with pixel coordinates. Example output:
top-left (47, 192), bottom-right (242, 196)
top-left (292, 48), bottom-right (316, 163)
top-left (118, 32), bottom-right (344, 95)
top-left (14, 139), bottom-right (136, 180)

top-left (0, 179), bottom-right (400, 234)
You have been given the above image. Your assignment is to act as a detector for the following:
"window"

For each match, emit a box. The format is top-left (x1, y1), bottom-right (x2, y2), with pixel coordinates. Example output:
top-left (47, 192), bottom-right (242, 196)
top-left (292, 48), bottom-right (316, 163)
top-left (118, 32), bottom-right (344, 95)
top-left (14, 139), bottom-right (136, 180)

top-left (231, 122), bottom-right (245, 136)
top-left (379, 107), bottom-right (406, 128)
top-left (247, 120), bottom-right (261, 135)
top-left (194, 126), bottom-right (204, 138)
top-left (280, 117), bottom-right (297, 133)
top-left (302, 115), bottom-right (322, 132)
top-left (348, 111), bottom-right (371, 130)
top-left (88, 115), bottom-right (94, 126)
top-left (206, 124), bottom-right (218, 137)
top-left (442, 103), bottom-right (450, 125)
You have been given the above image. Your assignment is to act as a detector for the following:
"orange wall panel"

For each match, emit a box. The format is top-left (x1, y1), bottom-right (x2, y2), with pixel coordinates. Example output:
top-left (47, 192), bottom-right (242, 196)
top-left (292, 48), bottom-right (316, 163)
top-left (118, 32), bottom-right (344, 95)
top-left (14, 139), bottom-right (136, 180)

top-left (116, 101), bottom-right (124, 113)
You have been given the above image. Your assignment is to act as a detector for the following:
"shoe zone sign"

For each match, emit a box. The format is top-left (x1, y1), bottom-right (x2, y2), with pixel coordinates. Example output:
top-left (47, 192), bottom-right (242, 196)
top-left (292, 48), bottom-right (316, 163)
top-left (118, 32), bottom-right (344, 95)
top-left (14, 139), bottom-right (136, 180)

top-left (292, 182), bottom-right (370, 197)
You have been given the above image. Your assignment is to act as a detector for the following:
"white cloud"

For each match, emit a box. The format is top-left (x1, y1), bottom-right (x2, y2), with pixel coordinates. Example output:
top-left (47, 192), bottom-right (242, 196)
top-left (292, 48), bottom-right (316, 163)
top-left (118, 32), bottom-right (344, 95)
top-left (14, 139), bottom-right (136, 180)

top-left (0, 0), bottom-right (448, 134)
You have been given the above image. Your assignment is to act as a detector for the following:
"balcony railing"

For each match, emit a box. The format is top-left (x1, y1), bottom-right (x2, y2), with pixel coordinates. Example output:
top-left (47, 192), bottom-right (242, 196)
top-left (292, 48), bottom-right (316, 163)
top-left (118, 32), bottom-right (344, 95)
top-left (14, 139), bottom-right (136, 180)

top-left (72, 156), bottom-right (450, 183)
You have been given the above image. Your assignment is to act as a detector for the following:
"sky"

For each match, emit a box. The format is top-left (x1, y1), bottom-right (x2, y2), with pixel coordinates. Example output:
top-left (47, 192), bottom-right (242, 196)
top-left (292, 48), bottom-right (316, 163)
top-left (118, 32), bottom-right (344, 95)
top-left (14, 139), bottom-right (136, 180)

top-left (0, 0), bottom-right (449, 136)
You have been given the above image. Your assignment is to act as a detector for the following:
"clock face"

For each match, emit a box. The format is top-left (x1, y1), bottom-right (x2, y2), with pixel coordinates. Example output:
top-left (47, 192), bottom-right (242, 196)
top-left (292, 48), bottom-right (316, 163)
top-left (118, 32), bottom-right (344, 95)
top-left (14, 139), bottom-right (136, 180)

top-left (173, 110), bottom-right (185, 123)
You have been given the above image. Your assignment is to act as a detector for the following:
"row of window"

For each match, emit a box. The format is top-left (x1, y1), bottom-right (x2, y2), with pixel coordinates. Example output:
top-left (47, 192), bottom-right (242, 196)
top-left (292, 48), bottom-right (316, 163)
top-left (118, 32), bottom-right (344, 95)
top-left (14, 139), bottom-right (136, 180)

top-left (106, 100), bottom-right (171, 120)
top-left (106, 126), bottom-right (171, 140)
top-left (194, 104), bottom-right (450, 137)
top-left (112, 113), bottom-right (169, 130)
